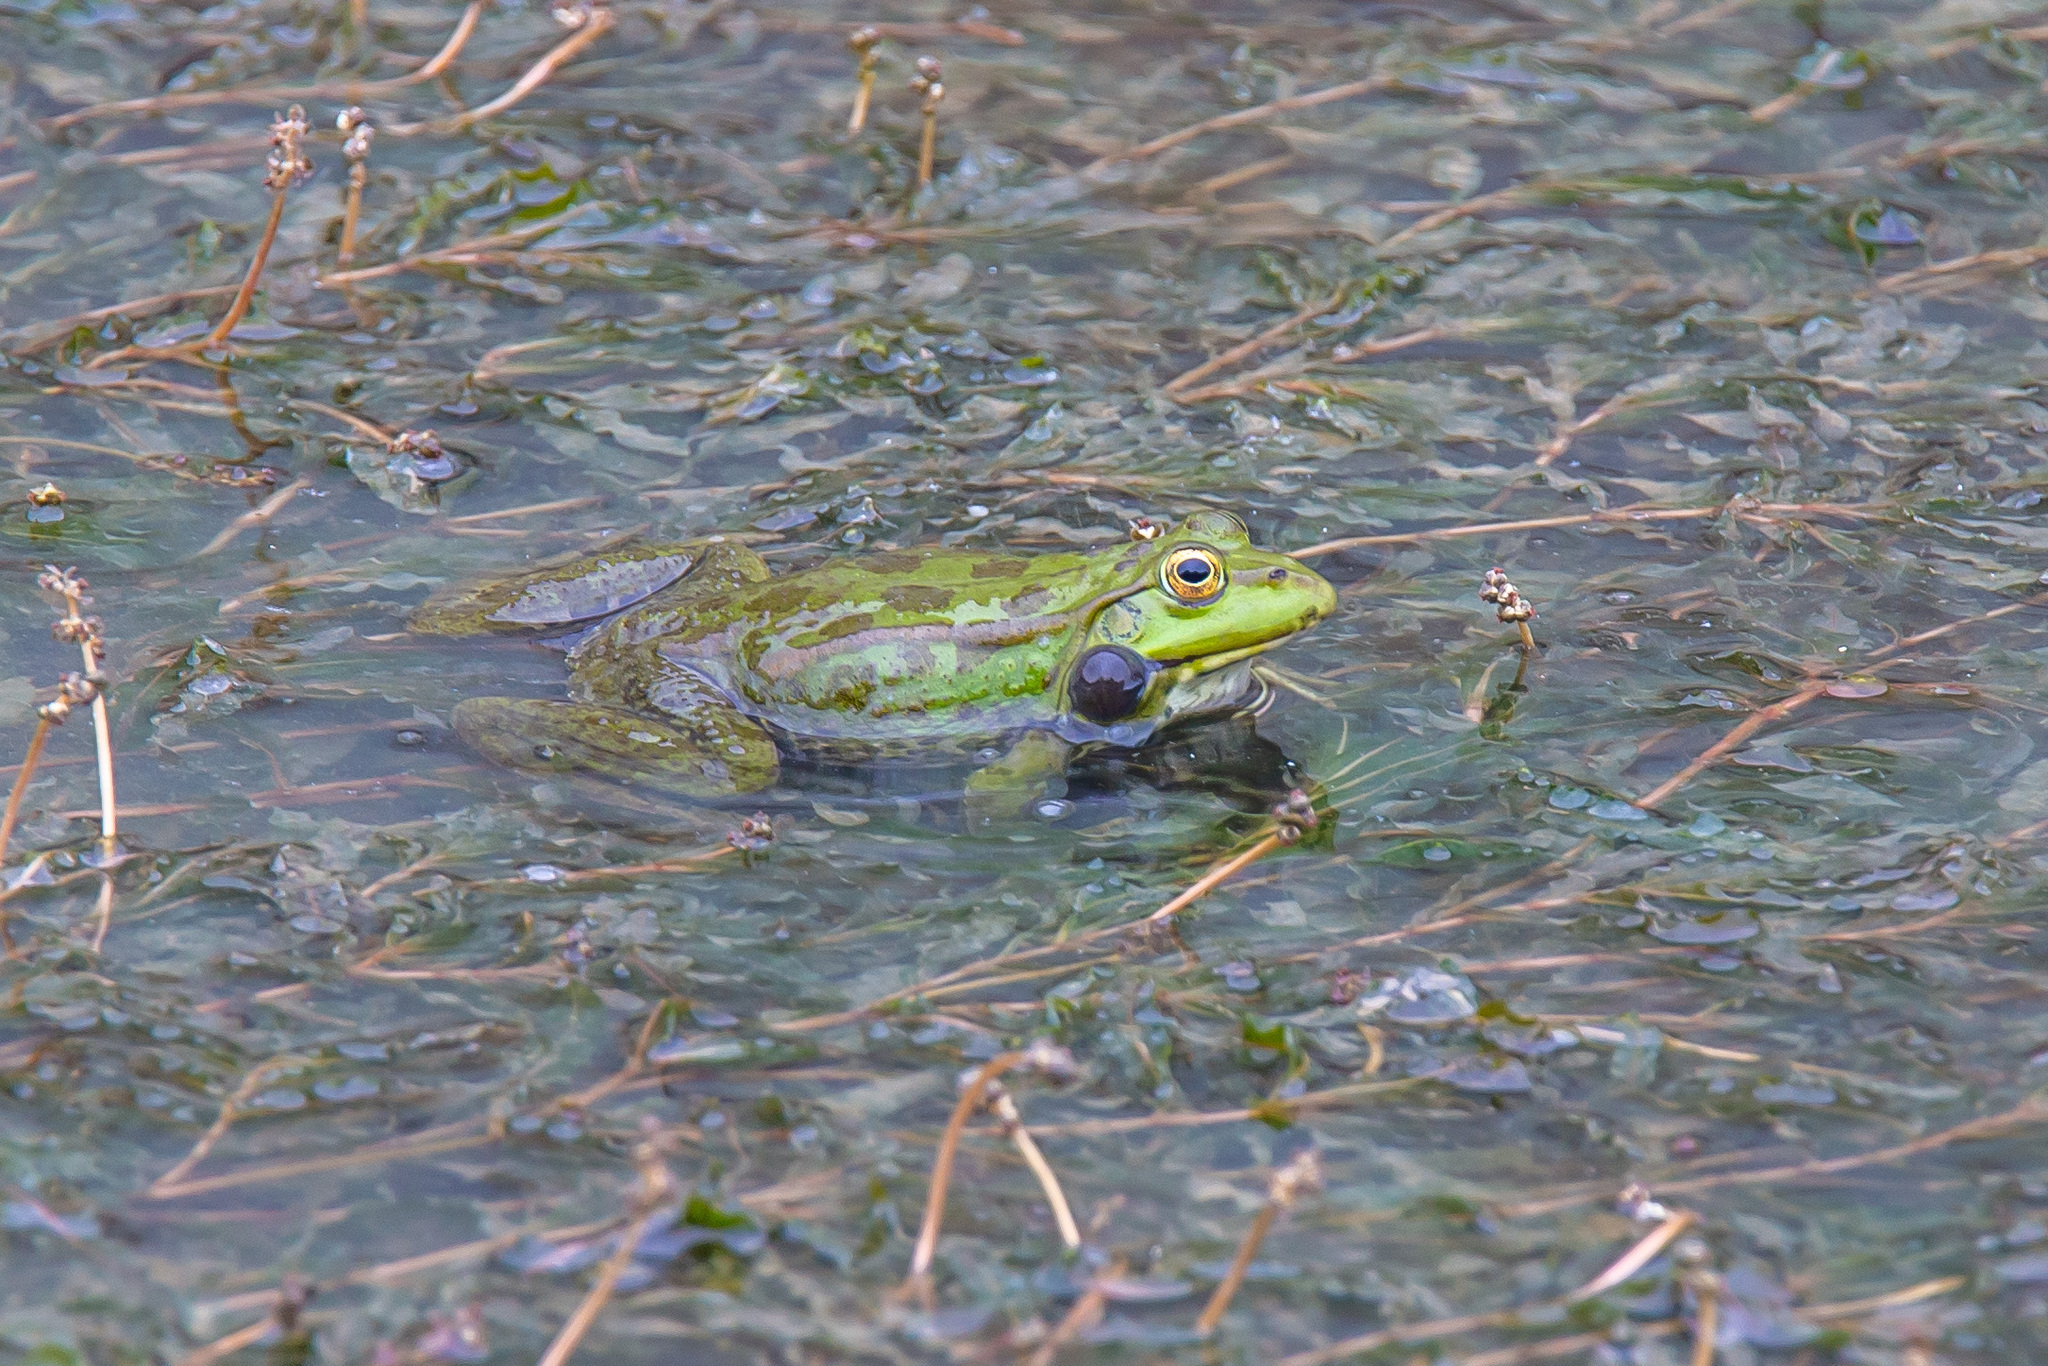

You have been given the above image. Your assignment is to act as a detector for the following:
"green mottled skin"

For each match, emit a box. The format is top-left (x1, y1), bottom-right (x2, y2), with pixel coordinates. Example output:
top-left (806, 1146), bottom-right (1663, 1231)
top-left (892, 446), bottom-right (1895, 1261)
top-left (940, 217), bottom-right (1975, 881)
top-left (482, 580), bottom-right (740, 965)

top-left (413, 511), bottom-right (1335, 799)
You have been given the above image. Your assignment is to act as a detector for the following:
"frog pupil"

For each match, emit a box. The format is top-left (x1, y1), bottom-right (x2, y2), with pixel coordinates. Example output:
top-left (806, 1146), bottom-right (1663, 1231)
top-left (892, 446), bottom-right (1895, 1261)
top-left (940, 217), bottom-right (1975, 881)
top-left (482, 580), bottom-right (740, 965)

top-left (1177, 559), bottom-right (1210, 584)
top-left (1070, 645), bottom-right (1151, 724)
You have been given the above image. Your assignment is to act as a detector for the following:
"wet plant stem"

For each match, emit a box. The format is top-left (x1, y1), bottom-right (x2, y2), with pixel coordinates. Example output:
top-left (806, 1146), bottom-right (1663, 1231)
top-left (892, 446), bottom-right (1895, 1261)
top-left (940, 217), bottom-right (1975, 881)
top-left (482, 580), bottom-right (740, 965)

top-left (909, 1050), bottom-right (1023, 1283)
top-left (1692, 1287), bottom-right (1719, 1366)
top-left (1194, 1150), bottom-right (1319, 1337)
top-left (0, 718), bottom-right (51, 862)
top-left (536, 1123), bottom-right (675, 1366)
top-left (205, 190), bottom-right (288, 350)
top-left (990, 1089), bottom-right (1080, 1250)
top-left (1194, 1202), bottom-right (1276, 1337)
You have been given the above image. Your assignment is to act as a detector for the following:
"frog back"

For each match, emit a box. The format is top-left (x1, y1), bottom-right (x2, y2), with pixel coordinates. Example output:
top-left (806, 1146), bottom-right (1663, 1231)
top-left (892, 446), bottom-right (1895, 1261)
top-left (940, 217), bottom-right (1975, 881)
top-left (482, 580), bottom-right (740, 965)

top-left (685, 544), bottom-right (1149, 744)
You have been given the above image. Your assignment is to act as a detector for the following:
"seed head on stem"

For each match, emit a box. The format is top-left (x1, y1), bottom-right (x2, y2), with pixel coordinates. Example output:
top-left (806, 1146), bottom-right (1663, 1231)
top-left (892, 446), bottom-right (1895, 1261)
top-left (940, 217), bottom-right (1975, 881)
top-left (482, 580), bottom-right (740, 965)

top-left (846, 27), bottom-right (881, 135)
top-left (30, 564), bottom-right (117, 861)
top-left (205, 105), bottom-right (314, 351)
top-left (910, 56), bottom-right (944, 190)
top-left (336, 107), bottom-right (374, 267)
top-left (1480, 566), bottom-right (1537, 652)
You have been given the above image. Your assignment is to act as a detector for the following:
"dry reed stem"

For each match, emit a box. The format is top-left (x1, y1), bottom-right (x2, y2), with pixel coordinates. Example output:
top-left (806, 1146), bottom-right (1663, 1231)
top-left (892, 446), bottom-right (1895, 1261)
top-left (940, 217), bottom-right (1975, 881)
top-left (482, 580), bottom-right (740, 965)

top-left (1147, 833), bottom-right (1284, 922)
top-left (773, 817), bottom-right (1301, 1034)
top-left (1566, 1209), bottom-right (1696, 1302)
top-left (909, 1050), bottom-right (1024, 1281)
top-left (44, 0), bottom-right (485, 128)
top-left (173, 1314), bottom-right (277, 1366)
top-left (535, 1124), bottom-right (675, 1366)
top-left (1690, 1281), bottom-right (1719, 1366)
top-left (846, 27), bottom-right (880, 135)
top-left (1025, 1259), bottom-right (1120, 1366)
top-left (0, 718), bottom-right (52, 861)
top-left (1084, 76), bottom-right (1395, 176)
top-left (1875, 243), bottom-right (2048, 297)
top-left (194, 476), bottom-right (313, 557)
top-left (316, 221), bottom-right (563, 287)
top-left (1377, 182), bottom-right (1530, 252)
top-left (150, 1055), bottom-right (310, 1196)
top-left (1164, 288), bottom-right (1344, 397)
top-left (990, 1089), bottom-right (1080, 1249)
top-left (1632, 679), bottom-right (1828, 812)
top-left (1502, 1099), bottom-right (2048, 1219)
top-left (336, 108), bottom-right (373, 266)
top-left (395, 6), bottom-right (615, 136)
top-left (1195, 1150), bottom-right (1321, 1336)
top-left (89, 871), bottom-right (113, 953)
top-left (1195, 1202), bottom-right (1273, 1335)
top-left (149, 1127), bottom-right (496, 1200)
top-left (204, 192), bottom-right (290, 350)
top-left (4, 285), bottom-right (241, 354)
top-left (1170, 321), bottom-right (1493, 402)
top-left (1290, 499), bottom-right (1883, 559)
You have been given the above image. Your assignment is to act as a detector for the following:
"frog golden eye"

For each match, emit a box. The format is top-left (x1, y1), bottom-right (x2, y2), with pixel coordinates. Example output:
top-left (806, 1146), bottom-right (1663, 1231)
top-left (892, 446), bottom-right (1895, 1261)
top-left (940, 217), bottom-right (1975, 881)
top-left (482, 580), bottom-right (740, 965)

top-left (1160, 546), bottom-right (1226, 604)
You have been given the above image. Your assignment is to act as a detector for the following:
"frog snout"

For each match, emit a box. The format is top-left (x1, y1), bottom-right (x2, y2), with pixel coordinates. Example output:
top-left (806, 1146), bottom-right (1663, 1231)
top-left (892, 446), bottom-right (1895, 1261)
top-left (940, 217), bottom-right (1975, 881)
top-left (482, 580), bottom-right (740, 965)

top-left (1261, 564), bottom-right (1338, 623)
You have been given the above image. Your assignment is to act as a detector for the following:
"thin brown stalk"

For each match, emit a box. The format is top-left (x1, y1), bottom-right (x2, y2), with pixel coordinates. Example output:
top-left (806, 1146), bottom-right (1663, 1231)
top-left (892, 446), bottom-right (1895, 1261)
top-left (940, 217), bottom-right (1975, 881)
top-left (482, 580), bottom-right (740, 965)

top-left (1377, 182), bottom-right (1529, 253)
top-left (537, 1124), bottom-right (677, 1366)
top-left (1290, 500), bottom-right (1883, 559)
top-left (43, 1), bottom-right (484, 129)
top-left (1565, 1210), bottom-right (1696, 1302)
top-left (193, 476), bottom-right (314, 558)
top-left (205, 192), bottom-right (289, 351)
top-left (1196, 1202), bottom-right (1277, 1336)
top-left (149, 1055), bottom-right (309, 1196)
top-left (1631, 679), bottom-right (1827, 812)
top-left (316, 221), bottom-right (564, 287)
top-left (441, 494), bottom-right (605, 525)
top-left (911, 57), bottom-right (944, 191)
top-left (909, 1050), bottom-right (1023, 1282)
top-left (1148, 833), bottom-right (1284, 922)
top-left (1026, 1259), bottom-right (1121, 1366)
top-left (399, 6), bottom-right (615, 136)
top-left (1084, 76), bottom-right (1394, 175)
top-left (1171, 321), bottom-right (1489, 403)
top-left (173, 1315), bottom-right (275, 1366)
top-left (1875, 244), bottom-right (2048, 298)
top-left (89, 871), bottom-right (113, 953)
top-left (535, 1218), bottom-right (651, 1366)
top-left (0, 718), bottom-right (52, 861)
top-left (2, 285), bottom-right (241, 353)
top-left (149, 1126), bottom-right (495, 1200)
top-left (1164, 288), bottom-right (1343, 397)
top-left (1691, 1279), bottom-right (1719, 1366)
top-left (1503, 1099), bottom-right (2048, 1219)
top-left (990, 1090), bottom-right (1080, 1250)
top-left (1194, 1150), bottom-right (1320, 1336)
top-left (336, 109), bottom-right (373, 267)
top-left (776, 814), bottom-right (1307, 1035)
top-left (846, 27), bottom-right (880, 135)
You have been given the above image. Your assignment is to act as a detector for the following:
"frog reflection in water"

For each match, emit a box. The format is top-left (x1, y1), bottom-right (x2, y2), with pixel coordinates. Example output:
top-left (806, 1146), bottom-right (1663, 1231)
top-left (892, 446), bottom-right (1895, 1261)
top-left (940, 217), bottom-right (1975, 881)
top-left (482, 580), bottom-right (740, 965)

top-left (413, 511), bottom-right (1336, 812)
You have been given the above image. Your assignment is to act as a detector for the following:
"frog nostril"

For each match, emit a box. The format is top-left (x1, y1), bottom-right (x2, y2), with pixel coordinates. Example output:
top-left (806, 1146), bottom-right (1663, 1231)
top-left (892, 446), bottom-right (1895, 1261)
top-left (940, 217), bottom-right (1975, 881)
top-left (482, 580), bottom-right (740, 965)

top-left (1268, 568), bottom-right (1288, 582)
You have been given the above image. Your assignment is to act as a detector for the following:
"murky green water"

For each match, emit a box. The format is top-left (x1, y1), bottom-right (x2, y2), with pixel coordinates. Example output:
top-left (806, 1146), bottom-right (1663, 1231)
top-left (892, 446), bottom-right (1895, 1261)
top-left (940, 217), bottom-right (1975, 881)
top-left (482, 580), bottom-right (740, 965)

top-left (6, 1), bottom-right (2048, 1361)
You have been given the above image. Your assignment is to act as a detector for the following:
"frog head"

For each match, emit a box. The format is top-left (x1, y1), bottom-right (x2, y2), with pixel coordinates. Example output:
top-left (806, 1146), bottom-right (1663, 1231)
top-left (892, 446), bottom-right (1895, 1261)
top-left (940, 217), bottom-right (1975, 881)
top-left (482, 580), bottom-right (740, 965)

top-left (1057, 511), bottom-right (1336, 740)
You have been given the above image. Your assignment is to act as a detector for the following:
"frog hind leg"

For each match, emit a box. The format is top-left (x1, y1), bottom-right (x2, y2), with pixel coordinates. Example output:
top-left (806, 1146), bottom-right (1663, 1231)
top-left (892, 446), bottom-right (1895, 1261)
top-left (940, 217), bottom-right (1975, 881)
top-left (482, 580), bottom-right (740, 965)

top-left (452, 694), bottom-right (778, 799)
top-left (412, 539), bottom-right (725, 637)
top-left (962, 729), bottom-right (1074, 828)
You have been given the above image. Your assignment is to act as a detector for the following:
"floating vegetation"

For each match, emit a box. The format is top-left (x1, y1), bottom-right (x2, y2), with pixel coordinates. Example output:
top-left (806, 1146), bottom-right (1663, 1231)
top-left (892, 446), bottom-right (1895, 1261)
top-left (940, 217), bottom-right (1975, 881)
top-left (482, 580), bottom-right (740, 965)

top-left (5, 2), bottom-right (2048, 1363)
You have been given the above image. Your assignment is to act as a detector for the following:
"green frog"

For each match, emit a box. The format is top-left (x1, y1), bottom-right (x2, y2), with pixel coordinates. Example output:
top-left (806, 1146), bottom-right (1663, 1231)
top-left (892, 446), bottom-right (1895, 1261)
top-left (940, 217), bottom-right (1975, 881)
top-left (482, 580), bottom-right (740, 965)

top-left (412, 511), bottom-right (1335, 808)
